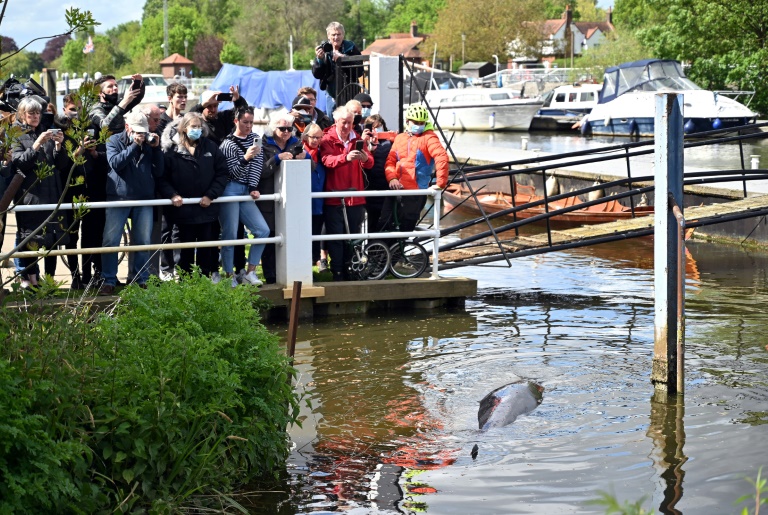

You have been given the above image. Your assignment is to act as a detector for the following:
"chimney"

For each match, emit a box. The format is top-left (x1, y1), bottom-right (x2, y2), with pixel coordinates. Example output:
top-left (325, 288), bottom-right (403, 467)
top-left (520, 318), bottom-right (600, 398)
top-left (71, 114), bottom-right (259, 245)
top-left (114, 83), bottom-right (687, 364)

top-left (410, 21), bottom-right (418, 38)
top-left (564, 4), bottom-right (573, 26)
top-left (606, 6), bottom-right (613, 25)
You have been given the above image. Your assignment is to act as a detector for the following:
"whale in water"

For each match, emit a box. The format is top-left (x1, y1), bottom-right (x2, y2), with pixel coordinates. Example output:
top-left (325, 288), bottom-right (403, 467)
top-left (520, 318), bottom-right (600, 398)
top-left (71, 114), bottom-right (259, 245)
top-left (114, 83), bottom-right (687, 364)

top-left (478, 381), bottom-right (544, 430)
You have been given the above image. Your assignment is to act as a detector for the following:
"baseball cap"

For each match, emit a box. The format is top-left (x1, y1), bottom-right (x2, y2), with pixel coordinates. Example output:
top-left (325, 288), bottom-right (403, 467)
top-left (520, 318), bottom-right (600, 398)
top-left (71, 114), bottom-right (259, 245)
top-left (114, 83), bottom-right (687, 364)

top-left (200, 90), bottom-right (221, 107)
top-left (292, 96), bottom-right (313, 111)
top-left (125, 111), bottom-right (149, 133)
top-left (353, 93), bottom-right (373, 106)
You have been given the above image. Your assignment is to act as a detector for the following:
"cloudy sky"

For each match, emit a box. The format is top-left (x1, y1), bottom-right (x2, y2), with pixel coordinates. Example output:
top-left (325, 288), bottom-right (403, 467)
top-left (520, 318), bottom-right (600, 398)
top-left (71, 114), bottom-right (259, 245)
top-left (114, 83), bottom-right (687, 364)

top-left (2, 2), bottom-right (144, 53)
top-left (3, 0), bottom-right (616, 54)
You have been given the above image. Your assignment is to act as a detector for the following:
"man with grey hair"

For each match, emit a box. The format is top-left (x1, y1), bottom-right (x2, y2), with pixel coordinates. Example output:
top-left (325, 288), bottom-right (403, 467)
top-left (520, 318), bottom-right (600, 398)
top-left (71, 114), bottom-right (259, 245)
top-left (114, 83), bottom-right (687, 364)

top-left (312, 21), bottom-right (362, 113)
top-left (99, 111), bottom-right (164, 295)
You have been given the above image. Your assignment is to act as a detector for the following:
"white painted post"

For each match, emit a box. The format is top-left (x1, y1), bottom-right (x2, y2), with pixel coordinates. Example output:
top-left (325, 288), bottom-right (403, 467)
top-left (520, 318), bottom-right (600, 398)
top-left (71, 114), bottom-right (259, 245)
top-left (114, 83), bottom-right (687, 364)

top-left (369, 55), bottom-right (401, 129)
top-left (652, 93), bottom-right (685, 394)
top-left (275, 159), bottom-right (313, 287)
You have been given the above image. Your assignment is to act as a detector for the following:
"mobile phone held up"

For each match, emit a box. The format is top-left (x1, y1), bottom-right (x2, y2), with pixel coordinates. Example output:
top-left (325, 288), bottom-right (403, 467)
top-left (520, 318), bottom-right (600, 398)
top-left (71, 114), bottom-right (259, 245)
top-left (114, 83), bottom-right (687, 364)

top-left (132, 78), bottom-right (142, 90)
top-left (218, 92), bottom-right (233, 102)
top-left (355, 140), bottom-right (365, 152)
top-left (364, 122), bottom-right (373, 132)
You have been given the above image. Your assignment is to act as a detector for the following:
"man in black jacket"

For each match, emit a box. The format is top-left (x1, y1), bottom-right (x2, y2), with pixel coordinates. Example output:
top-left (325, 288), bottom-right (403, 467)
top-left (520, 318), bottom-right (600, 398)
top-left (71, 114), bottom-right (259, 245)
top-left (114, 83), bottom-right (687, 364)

top-left (311, 21), bottom-right (362, 113)
top-left (191, 86), bottom-right (247, 145)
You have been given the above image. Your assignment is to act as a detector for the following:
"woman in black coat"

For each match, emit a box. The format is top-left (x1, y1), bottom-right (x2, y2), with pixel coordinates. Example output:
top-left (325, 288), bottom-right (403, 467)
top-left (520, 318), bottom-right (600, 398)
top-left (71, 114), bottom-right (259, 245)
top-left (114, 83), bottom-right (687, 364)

top-left (159, 112), bottom-right (228, 277)
top-left (11, 96), bottom-right (69, 287)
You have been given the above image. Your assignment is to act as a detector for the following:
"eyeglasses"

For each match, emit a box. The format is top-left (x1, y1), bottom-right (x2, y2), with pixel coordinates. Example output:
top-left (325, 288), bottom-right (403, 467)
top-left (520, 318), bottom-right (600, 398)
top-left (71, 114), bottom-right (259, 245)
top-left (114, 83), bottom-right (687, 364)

top-left (276, 127), bottom-right (293, 132)
top-left (361, 104), bottom-right (372, 109)
top-left (306, 135), bottom-right (322, 140)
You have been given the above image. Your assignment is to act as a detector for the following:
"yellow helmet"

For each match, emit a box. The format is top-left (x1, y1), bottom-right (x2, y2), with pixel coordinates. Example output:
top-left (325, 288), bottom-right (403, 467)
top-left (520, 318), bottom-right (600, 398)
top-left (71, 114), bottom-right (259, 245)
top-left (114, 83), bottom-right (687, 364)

top-left (405, 104), bottom-right (430, 123)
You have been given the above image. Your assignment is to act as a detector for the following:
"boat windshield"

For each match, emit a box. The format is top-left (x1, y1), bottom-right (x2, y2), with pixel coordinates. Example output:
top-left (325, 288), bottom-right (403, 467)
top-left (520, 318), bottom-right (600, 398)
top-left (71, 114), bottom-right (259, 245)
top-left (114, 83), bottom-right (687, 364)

top-left (143, 76), bottom-right (169, 87)
top-left (599, 60), bottom-right (701, 103)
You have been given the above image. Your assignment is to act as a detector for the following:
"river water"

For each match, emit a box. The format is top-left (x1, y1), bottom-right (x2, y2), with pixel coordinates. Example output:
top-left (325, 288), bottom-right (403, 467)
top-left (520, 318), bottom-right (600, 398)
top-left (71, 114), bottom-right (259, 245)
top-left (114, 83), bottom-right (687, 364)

top-left (252, 223), bottom-right (768, 514)
top-left (243, 131), bottom-right (768, 514)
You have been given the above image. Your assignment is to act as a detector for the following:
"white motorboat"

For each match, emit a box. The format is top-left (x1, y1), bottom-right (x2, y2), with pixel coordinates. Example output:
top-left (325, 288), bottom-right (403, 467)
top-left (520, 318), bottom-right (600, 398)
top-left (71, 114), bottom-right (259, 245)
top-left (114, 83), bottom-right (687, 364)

top-left (418, 88), bottom-right (543, 132)
top-left (530, 82), bottom-right (601, 131)
top-left (580, 59), bottom-right (756, 137)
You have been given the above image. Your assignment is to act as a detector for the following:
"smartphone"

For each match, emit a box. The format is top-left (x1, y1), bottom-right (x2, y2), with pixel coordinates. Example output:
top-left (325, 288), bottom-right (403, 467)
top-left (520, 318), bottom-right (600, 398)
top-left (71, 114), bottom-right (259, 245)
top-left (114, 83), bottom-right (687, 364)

top-left (364, 122), bottom-right (373, 132)
top-left (48, 128), bottom-right (61, 134)
top-left (218, 92), bottom-right (233, 102)
top-left (132, 78), bottom-right (142, 90)
top-left (355, 140), bottom-right (365, 152)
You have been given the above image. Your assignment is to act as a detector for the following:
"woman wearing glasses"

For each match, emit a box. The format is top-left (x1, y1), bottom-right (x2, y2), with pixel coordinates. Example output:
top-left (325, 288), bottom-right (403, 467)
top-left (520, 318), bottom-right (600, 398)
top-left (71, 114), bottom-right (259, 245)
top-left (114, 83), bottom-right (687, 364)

top-left (300, 123), bottom-right (327, 270)
top-left (260, 115), bottom-right (306, 284)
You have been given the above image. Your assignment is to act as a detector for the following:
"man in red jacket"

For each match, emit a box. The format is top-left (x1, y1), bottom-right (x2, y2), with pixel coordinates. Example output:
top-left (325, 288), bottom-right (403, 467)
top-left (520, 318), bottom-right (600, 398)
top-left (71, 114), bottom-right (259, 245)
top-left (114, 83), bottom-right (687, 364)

top-left (320, 106), bottom-right (374, 281)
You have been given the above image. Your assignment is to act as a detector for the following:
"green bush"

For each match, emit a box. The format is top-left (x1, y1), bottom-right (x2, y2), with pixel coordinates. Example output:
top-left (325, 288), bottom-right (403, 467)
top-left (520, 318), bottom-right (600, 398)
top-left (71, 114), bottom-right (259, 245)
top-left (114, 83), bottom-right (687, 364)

top-left (0, 272), bottom-right (299, 512)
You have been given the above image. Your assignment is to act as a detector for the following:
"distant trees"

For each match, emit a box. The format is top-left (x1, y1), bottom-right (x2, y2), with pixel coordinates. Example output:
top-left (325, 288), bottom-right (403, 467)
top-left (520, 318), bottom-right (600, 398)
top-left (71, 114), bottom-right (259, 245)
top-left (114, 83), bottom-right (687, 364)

top-left (41, 35), bottom-right (71, 63)
top-left (193, 35), bottom-right (224, 75)
top-left (1, 35), bottom-right (19, 53)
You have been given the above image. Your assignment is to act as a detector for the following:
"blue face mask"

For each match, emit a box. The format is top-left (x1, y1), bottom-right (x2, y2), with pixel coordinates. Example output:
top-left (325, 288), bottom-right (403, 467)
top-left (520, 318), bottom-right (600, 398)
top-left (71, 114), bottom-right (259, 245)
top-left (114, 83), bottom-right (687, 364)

top-left (187, 127), bottom-right (203, 140)
top-left (361, 107), bottom-right (372, 118)
top-left (300, 114), bottom-right (312, 124)
top-left (408, 123), bottom-right (425, 135)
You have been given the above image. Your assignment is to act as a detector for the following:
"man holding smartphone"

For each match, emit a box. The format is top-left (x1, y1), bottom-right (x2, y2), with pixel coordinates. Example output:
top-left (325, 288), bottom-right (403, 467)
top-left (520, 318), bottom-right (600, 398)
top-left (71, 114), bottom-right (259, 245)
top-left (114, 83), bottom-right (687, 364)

top-left (192, 86), bottom-right (247, 145)
top-left (319, 106), bottom-right (374, 281)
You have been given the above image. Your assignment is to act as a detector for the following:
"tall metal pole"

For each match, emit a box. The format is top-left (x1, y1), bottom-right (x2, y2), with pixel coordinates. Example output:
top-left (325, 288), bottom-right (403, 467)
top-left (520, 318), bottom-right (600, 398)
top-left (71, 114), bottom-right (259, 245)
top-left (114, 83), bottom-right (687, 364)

top-left (652, 93), bottom-right (685, 394)
top-left (461, 33), bottom-right (466, 64)
top-left (163, 0), bottom-right (169, 58)
top-left (289, 35), bottom-right (294, 71)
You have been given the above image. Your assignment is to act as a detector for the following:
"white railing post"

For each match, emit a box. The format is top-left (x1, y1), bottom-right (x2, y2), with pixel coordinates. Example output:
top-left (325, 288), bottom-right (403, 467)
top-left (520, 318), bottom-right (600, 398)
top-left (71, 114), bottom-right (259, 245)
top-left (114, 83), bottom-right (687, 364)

top-left (431, 189), bottom-right (441, 279)
top-left (275, 159), bottom-right (313, 286)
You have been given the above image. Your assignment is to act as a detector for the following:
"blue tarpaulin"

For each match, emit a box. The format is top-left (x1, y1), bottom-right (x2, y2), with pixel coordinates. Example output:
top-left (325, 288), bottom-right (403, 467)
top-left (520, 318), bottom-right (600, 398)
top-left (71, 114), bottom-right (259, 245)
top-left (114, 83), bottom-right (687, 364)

top-left (210, 63), bottom-right (327, 113)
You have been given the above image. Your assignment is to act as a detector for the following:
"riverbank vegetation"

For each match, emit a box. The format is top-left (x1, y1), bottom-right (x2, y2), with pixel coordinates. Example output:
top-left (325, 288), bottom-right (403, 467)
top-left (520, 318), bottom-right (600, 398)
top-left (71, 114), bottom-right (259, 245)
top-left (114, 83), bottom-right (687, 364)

top-left (0, 272), bottom-right (300, 512)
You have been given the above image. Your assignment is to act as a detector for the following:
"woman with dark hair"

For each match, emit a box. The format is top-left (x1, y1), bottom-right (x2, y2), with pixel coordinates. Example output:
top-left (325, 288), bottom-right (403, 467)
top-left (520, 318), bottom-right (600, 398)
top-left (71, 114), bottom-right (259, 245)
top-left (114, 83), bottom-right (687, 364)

top-left (159, 112), bottom-right (228, 277)
top-left (218, 106), bottom-right (270, 287)
top-left (11, 96), bottom-right (69, 288)
top-left (363, 114), bottom-right (393, 232)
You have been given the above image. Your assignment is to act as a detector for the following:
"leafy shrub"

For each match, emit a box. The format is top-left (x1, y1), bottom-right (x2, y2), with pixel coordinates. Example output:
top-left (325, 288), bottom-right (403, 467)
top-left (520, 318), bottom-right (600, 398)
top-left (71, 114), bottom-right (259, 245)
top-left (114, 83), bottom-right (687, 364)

top-left (0, 272), bottom-right (299, 512)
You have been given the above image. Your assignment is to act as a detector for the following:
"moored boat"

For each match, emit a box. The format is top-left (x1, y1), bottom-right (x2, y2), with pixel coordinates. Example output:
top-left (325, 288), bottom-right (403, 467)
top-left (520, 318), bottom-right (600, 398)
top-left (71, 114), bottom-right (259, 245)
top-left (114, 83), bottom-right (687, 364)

top-left (442, 183), bottom-right (653, 224)
top-left (530, 82), bottom-right (601, 131)
top-left (580, 59), bottom-right (756, 137)
top-left (416, 88), bottom-right (543, 131)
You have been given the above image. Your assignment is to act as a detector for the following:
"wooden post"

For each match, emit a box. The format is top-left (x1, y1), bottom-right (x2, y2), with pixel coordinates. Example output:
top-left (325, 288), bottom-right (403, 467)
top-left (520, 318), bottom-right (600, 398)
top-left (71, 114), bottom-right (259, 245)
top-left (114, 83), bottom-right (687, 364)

top-left (286, 281), bottom-right (302, 360)
top-left (652, 93), bottom-right (685, 394)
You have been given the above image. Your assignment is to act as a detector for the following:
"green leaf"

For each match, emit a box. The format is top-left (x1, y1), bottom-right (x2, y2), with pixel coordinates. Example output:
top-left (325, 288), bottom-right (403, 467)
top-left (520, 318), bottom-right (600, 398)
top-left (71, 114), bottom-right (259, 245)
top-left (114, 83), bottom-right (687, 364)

top-left (115, 451), bottom-right (127, 463)
top-left (122, 468), bottom-right (135, 483)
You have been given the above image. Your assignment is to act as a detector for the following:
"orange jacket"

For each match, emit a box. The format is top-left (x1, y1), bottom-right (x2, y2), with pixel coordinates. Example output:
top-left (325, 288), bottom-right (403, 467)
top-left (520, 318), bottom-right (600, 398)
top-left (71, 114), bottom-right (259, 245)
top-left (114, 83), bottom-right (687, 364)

top-left (385, 130), bottom-right (449, 190)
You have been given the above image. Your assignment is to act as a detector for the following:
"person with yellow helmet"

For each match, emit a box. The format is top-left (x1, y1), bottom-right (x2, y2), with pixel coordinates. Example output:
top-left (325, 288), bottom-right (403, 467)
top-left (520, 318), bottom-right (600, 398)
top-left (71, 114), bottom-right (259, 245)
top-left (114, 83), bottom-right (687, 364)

top-left (380, 105), bottom-right (449, 232)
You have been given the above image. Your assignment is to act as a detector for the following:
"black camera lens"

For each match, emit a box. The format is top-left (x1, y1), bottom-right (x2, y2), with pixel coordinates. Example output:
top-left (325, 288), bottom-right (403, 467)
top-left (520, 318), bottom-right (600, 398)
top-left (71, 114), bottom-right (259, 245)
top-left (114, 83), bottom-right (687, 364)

top-left (323, 42), bottom-right (333, 54)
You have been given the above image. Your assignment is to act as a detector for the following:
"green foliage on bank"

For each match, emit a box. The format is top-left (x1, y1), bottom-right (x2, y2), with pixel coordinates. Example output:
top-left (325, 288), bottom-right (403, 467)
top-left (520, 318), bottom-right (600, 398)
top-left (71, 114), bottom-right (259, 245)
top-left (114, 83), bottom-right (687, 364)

top-left (0, 272), bottom-right (300, 512)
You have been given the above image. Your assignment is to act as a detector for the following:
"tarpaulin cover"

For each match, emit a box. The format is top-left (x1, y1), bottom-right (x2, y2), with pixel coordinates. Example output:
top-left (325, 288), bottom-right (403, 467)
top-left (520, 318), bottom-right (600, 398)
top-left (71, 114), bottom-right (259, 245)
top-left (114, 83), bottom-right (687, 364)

top-left (210, 64), bottom-right (327, 113)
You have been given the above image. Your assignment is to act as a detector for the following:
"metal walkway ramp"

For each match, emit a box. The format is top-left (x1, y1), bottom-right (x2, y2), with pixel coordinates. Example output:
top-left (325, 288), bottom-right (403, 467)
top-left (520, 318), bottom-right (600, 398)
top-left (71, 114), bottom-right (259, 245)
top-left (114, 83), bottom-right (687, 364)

top-left (438, 193), bottom-right (768, 269)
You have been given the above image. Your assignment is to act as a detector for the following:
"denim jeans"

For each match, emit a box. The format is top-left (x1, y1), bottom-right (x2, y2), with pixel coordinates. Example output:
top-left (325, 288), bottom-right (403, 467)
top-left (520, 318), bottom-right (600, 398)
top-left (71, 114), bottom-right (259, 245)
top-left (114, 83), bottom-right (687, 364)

top-left (102, 205), bottom-right (153, 286)
top-left (218, 181), bottom-right (270, 275)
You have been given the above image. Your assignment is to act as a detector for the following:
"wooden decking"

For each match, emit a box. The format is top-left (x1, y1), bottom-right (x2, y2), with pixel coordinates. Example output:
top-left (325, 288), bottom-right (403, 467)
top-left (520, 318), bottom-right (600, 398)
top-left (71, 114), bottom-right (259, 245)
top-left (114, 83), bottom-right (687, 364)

top-left (439, 194), bottom-right (768, 265)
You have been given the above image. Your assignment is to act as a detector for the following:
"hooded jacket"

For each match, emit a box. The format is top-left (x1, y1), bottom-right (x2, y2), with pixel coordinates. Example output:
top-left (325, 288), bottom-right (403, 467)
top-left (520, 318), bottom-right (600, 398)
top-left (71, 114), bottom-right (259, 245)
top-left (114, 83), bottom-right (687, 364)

top-left (105, 130), bottom-right (164, 201)
top-left (385, 129), bottom-right (449, 190)
top-left (158, 133), bottom-right (228, 225)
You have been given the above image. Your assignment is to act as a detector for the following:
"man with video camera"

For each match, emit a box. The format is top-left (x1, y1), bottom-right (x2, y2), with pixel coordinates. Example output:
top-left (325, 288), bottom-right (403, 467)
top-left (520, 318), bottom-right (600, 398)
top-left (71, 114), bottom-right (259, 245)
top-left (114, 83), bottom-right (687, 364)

top-left (311, 21), bottom-right (362, 114)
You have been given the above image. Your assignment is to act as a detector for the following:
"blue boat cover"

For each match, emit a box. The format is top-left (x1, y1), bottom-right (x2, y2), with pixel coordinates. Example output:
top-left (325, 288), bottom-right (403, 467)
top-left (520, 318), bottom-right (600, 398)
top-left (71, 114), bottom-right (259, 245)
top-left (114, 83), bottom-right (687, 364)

top-left (598, 59), bottom-right (685, 104)
top-left (210, 63), bottom-right (328, 113)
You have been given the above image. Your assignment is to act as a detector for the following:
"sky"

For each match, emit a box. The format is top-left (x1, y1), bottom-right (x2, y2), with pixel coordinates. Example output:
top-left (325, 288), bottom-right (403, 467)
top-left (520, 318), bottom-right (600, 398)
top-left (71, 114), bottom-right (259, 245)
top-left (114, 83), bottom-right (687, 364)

top-left (3, 0), bottom-right (616, 54)
top-left (2, 2), bottom-right (144, 53)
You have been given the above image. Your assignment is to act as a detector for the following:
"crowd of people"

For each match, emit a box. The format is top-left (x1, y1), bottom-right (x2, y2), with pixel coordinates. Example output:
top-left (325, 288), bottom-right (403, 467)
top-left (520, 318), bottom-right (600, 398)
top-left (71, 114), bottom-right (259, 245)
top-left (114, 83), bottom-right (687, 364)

top-left (0, 21), bottom-right (449, 292)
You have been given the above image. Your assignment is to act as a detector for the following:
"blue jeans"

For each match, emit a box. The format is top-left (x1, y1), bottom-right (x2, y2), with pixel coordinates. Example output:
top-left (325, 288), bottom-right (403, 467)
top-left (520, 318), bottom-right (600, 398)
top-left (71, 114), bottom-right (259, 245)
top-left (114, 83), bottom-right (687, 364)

top-left (324, 90), bottom-right (336, 116)
top-left (102, 205), bottom-right (153, 286)
top-left (218, 181), bottom-right (270, 275)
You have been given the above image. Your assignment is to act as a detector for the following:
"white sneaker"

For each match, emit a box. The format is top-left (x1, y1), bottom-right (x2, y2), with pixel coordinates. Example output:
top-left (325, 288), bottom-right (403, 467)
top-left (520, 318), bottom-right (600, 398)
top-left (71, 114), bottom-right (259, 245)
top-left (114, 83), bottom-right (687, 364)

top-left (230, 275), bottom-right (239, 288)
top-left (211, 272), bottom-right (222, 284)
top-left (242, 271), bottom-right (263, 286)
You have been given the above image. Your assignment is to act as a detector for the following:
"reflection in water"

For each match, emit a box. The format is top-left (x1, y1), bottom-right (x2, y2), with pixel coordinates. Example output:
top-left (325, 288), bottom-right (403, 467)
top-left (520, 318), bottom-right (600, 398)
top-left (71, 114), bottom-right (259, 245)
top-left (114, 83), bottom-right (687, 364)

top-left (648, 392), bottom-right (687, 515)
top-left (252, 237), bottom-right (768, 514)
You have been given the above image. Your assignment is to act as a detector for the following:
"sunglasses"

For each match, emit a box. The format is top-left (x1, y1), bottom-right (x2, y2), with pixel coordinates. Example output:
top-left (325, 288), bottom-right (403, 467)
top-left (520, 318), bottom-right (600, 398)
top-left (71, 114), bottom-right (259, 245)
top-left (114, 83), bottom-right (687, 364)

top-left (276, 127), bottom-right (293, 132)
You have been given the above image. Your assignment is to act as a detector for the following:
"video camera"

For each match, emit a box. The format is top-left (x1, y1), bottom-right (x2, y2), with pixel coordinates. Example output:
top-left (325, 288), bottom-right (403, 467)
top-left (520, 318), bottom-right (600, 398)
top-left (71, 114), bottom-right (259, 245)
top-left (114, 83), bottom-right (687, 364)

top-left (0, 76), bottom-right (54, 130)
top-left (0, 76), bottom-right (51, 113)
